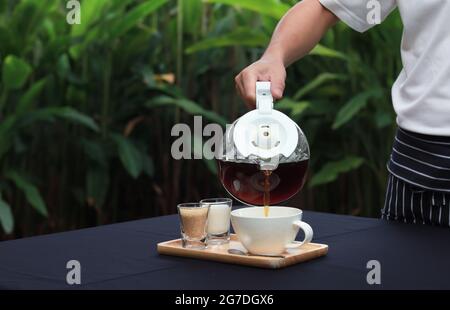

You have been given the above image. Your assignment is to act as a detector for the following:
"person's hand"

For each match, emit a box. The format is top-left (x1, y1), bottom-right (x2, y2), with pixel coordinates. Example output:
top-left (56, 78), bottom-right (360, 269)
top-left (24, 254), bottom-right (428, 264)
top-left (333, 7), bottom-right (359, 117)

top-left (234, 57), bottom-right (286, 108)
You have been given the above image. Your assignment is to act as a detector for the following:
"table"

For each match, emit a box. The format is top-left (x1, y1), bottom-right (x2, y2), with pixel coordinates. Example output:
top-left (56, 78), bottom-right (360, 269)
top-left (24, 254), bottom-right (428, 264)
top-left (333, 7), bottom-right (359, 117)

top-left (0, 210), bottom-right (449, 289)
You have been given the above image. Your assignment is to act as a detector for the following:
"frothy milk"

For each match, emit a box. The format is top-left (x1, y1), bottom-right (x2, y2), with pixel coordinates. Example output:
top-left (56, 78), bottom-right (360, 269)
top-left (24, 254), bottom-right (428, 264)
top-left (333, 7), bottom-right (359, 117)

top-left (207, 204), bottom-right (231, 235)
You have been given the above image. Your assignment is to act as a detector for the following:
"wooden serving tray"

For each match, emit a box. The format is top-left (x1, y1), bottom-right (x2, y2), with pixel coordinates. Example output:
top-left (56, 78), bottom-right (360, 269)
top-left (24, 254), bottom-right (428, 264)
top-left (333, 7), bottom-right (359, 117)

top-left (157, 234), bottom-right (328, 269)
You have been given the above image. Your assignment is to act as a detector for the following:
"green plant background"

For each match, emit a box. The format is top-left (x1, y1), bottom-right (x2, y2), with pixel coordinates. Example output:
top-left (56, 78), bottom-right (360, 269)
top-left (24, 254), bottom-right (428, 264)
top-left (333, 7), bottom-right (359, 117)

top-left (0, 0), bottom-right (402, 239)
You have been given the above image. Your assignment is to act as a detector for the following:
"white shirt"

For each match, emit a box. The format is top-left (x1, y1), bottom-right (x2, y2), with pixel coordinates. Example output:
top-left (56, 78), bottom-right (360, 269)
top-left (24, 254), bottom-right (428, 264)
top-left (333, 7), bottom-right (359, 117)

top-left (319, 0), bottom-right (450, 136)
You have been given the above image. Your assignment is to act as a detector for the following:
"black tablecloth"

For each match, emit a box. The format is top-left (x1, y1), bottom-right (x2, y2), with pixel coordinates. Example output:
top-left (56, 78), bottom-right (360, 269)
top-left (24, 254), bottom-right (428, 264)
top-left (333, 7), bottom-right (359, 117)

top-left (0, 210), bottom-right (449, 290)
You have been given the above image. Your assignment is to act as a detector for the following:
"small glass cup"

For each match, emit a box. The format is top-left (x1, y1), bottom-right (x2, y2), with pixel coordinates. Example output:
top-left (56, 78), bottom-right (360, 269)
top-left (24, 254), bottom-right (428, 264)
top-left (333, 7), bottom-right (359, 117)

top-left (200, 198), bottom-right (232, 245)
top-left (177, 202), bottom-right (209, 249)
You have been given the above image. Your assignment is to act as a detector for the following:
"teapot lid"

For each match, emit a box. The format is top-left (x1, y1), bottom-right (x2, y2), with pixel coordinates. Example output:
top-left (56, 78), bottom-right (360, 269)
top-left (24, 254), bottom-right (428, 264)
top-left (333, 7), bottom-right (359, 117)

top-left (233, 82), bottom-right (299, 160)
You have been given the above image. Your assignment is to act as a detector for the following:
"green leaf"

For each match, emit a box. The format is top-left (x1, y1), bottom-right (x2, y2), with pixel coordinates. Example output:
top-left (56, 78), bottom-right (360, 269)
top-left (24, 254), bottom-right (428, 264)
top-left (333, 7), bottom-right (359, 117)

top-left (332, 89), bottom-right (382, 129)
top-left (276, 99), bottom-right (310, 117)
top-left (70, 0), bottom-right (109, 37)
top-left (0, 26), bottom-right (15, 56)
top-left (203, 159), bottom-right (218, 175)
top-left (43, 18), bottom-right (56, 41)
top-left (80, 139), bottom-right (107, 165)
top-left (375, 111), bottom-right (394, 128)
top-left (56, 54), bottom-right (71, 79)
top-left (185, 27), bottom-right (269, 54)
top-left (34, 107), bottom-right (99, 132)
top-left (146, 96), bottom-right (227, 126)
top-left (183, 0), bottom-right (202, 35)
top-left (0, 194), bottom-right (14, 234)
top-left (16, 78), bottom-right (47, 115)
top-left (310, 156), bottom-right (364, 187)
top-left (141, 153), bottom-right (154, 177)
top-left (109, 0), bottom-right (168, 39)
top-left (69, 0), bottom-right (110, 58)
top-left (293, 73), bottom-right (347, 100)
top-left (205, 0), bottom-right (290, 19)
top-left (111, 134), bottom-right (143, 179)
top-left (2, 55), bottom-right (33, 90)
top-left (261, 14), bottom-right (278, 33)
top-left (52, 107), bottom-right (99, 131)
top-left (307, 100), bottom-right (335, 115)
top-left (11, 0), bottom-right (55, 39)
top-left (309, 44), bottom-right (348, 60)
top-left (5, 171), bottom-right (48, 217)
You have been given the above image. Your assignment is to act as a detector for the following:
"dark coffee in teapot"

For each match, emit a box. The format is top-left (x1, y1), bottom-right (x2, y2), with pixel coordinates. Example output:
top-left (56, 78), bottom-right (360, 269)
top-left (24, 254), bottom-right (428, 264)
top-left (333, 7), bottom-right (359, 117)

top-left (218, 159), bottom-right (308, 207)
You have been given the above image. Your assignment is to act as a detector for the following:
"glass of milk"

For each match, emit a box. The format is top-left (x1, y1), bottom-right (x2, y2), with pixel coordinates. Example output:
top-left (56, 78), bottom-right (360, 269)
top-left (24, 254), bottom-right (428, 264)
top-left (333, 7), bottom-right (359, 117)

top-left (200, 198), bottom-right (232, 245)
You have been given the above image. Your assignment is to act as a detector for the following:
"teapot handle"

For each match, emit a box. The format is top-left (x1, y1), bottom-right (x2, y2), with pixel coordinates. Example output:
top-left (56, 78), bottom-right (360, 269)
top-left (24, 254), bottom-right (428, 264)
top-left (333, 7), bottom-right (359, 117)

top-left (256, 81), bottom-right (273, 114)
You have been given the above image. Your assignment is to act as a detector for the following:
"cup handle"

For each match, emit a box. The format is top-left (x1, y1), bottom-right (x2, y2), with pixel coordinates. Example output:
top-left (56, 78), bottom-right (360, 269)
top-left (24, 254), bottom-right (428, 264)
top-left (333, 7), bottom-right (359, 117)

top-left (285, 220), bottom-right (314, 249)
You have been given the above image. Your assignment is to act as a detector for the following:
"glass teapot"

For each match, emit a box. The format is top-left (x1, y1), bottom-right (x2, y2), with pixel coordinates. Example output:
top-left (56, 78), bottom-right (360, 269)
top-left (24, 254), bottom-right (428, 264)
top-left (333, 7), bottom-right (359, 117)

top-left (217, 81), bottom-right (310, 206)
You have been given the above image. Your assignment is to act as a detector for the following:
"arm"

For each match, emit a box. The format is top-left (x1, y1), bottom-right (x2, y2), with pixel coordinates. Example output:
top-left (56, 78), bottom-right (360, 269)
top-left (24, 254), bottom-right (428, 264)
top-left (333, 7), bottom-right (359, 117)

top-left (235, 0), bottom-right (338, 107)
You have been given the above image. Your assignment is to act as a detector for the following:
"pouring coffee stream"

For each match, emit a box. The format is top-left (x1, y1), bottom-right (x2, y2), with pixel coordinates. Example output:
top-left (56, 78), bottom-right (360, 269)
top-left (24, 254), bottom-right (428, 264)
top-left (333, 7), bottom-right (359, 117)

top-left (218, 82), bottom-right (310, 216)
top-left (263, 170), bottom-right (272, 217)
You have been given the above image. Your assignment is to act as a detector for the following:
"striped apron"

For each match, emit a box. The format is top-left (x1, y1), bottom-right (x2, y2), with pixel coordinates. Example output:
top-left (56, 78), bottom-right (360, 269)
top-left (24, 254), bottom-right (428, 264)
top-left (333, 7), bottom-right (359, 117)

top-left (382, 127), bottom-right (450, 226)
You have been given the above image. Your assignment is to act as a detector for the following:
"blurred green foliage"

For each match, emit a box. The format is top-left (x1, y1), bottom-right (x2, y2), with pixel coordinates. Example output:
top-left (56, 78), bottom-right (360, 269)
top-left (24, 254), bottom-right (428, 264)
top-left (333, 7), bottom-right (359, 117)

top-left (0, 0), bottom-right (402, 238)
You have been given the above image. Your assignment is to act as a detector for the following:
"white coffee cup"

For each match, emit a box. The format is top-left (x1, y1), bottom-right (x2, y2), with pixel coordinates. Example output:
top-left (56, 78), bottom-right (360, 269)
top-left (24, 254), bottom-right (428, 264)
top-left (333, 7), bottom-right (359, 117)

top-left (230, 207), bottom-right (313, 256)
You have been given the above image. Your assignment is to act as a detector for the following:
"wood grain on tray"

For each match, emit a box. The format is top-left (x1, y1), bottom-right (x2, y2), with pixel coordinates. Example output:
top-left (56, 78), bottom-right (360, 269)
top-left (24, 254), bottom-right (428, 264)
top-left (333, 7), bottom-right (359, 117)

top-left (157, 234), bottom-right (328, 269)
